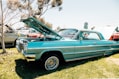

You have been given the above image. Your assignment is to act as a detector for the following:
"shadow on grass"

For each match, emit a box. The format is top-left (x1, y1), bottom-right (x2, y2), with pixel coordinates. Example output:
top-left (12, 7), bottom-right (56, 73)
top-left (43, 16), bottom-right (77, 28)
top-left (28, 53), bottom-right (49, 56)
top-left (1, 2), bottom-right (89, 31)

top-left (15, 59), bottom-right (68, 79)
top-left (15, 56), bottom-right (104, 79)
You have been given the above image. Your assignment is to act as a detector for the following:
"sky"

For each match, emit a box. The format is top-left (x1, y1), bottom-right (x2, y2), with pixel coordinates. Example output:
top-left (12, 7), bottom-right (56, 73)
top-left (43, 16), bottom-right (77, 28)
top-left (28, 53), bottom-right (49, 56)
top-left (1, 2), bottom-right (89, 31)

top-left (1, 0), bottom-right (119, 39)
top-left (42, 0), bottom-right (119, 30)
top-left (1, 0), bottom-right (119, 30)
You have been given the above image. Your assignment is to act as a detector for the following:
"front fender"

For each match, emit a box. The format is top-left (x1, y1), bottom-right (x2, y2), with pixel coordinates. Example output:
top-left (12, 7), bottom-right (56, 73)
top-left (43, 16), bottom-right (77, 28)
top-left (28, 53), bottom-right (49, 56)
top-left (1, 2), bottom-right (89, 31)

top-left (35, 49), bottom-right (63, 61)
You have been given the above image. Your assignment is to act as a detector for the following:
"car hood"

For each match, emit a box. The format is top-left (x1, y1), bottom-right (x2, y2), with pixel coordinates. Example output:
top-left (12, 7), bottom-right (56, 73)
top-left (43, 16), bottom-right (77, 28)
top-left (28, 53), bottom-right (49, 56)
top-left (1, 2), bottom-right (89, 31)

top-left (21, 17), bottom-right (62, 39)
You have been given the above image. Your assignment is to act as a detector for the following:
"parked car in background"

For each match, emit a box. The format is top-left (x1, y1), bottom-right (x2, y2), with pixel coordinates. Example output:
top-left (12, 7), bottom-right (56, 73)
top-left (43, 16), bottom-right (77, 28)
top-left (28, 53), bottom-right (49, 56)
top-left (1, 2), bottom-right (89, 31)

top-left (109, 27), bottom-right (119, 41)
top-left (16, 17), bottom-right (119, 71)
top-left (17, 27), bottom-right (29, 36)
top-left (17, 27), bottom-right (42, 38)
top-left (27, 28), bottom-right (44, 38)
top-left (0, 25), bottom-right (18, 47)
top-left (109, 32), bottom-right (119, 41)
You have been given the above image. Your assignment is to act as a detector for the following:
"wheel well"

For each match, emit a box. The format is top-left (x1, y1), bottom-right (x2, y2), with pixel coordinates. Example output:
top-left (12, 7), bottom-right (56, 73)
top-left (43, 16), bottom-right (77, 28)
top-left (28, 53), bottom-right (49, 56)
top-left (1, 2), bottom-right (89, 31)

top-left (41, 51), bottom-right (65, 62)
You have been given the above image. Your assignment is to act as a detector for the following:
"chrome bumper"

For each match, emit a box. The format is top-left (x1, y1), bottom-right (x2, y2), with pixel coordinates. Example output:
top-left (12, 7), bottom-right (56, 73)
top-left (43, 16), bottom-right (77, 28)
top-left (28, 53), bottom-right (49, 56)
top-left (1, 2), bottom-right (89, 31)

top-left (16, 45), bottom-right (36, 62)
top-left (24, 54), bottom-right (36, 62)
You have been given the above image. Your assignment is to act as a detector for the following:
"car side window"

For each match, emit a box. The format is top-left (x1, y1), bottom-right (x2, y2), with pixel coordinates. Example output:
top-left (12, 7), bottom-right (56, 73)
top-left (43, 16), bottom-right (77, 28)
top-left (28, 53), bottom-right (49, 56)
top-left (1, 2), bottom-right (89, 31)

top-left (81, 31), bottom-right (100, 40)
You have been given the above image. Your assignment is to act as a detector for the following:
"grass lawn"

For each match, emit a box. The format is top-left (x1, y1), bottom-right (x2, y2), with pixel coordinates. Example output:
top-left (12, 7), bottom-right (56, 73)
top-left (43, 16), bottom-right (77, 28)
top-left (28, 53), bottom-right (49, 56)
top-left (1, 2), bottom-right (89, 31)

top-left (0, 48), bottom-right (119, 79)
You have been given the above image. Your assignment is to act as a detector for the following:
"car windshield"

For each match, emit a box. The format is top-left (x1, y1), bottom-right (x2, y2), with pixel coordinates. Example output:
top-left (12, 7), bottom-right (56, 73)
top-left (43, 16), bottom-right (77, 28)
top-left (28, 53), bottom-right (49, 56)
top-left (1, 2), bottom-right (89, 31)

top-left (58, 29), bottom-right (78, 35)
top-left (58, 29), bottom-right (78, 39)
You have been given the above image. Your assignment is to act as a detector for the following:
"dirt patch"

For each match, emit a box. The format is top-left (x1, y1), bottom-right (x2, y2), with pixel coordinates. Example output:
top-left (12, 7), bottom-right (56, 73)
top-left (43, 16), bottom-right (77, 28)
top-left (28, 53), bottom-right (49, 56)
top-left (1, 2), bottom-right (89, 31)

top-left (106, 57), bottom-right (119, 65)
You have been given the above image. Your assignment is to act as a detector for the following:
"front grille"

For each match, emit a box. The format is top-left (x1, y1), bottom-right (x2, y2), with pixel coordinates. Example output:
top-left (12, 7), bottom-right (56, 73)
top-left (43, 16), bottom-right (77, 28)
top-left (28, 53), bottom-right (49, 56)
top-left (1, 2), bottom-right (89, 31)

top-left (16, 39), bottom-right (28, 52)
top-left (19, 43), bottom-right (24, 50)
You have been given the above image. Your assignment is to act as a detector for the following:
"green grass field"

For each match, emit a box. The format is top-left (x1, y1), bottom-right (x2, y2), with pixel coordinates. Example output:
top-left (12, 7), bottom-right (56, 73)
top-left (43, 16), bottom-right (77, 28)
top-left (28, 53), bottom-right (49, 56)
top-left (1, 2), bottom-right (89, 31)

top-left (0, 48), bottom-right (119, 79)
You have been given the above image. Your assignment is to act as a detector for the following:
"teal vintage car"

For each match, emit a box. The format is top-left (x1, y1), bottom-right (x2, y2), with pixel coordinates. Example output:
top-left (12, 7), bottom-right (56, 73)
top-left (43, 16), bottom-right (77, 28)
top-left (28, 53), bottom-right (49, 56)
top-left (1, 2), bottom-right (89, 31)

top-left (16, 17), bottom-right (119, 71)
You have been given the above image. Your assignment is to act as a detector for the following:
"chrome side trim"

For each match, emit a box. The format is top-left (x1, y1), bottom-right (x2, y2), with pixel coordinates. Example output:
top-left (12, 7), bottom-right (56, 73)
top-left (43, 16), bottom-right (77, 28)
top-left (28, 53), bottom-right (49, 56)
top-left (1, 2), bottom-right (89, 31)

top-left (59, 48), bottom-right (117, 56)
top-left (28, 44), bottom-right (119, 50)
top-left (65, 48), bottom-right (119, 62)
top-left (65, 54), bottom-right (102, 62)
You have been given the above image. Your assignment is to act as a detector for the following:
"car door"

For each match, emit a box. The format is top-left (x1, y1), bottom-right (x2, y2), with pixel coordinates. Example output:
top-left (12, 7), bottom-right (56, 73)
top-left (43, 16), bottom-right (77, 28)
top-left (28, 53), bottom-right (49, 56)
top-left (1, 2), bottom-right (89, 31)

top-left (4, 32), bottom-right (18, 43)
top-left (74, 31), bottom-right (106, 58)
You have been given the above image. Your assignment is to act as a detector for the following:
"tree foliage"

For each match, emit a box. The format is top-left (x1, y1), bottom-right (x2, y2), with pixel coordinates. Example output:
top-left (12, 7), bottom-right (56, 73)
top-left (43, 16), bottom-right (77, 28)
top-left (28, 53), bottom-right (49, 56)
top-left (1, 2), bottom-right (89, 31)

top-left (6, 0), bottom-right (63, 28)
top-left (35, 17), bottom-right (53, 28)
top-left (84, 22), bottom-right (88, 29)
top-left (7, 0), bottom-right (63, 17)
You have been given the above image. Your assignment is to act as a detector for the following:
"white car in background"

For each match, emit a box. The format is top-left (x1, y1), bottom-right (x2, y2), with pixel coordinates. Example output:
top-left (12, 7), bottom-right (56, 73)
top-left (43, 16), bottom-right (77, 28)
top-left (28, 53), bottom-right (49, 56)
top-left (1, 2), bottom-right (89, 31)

top-left (17, 27), bottom-right (31, 36)
top-left (17, 27), bottom-right (42, 38)
top-left (0, 25), bottom-right (18, 47)
top-left (17, 27), bottom-right (36, 35)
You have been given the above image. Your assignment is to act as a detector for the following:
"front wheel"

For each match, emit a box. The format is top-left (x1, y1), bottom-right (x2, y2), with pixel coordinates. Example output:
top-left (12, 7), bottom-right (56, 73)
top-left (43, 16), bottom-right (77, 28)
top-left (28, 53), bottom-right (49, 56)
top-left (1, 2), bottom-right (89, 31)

top-left (42, 55), bottom-right (60, 71)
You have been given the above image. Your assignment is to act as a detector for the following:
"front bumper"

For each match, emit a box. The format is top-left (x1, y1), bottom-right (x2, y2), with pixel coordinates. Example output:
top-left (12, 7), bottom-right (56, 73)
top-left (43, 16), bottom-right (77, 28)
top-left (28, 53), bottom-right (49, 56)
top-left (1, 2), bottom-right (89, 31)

top-left (24, 54), bottom-right (36, 62)
top-left (16, 39), bottom-right (36, 62)
top-left (16, 45), bottom-right (36, 62)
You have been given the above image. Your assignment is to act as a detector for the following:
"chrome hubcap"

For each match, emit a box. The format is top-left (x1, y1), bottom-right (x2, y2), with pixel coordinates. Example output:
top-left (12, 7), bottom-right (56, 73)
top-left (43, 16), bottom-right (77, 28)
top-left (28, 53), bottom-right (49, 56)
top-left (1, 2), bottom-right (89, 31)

top-left (45, 56), bottom-right (59, 70)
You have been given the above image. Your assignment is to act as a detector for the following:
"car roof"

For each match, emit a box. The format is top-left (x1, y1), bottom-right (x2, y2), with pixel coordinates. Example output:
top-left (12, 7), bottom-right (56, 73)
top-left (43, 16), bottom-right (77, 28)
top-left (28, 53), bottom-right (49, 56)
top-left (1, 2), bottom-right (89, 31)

top-left (58, 28), bottom-right (99, 33)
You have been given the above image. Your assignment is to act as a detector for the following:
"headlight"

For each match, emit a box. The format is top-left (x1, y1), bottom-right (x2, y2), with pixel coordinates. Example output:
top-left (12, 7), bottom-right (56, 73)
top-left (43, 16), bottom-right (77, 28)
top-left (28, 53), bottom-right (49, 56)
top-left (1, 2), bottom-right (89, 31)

top-left (18, 39), bottom-right (29, 44)
top-left (19, 40), bottom-right (23, 44)
top-left (16, 39), bottom-right (28, 52)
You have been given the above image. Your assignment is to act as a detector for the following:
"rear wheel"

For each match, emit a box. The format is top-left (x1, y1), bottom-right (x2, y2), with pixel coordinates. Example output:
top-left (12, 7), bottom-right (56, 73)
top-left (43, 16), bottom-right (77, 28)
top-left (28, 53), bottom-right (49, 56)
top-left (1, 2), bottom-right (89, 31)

top-left (42, 54), bottom-right (60, 71)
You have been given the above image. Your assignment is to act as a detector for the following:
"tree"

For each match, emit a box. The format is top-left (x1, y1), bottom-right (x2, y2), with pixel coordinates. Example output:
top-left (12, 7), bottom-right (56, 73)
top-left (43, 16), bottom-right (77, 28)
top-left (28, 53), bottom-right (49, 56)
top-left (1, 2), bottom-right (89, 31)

top-left (84, 22), bottom-right (88, 29)
top-left (115, 27), bottom-right (119, 32)
top-left (0, 0), bottom-right (63, 53)
top-left (45, 22), bottom-right (52, 29)
top-left (0, 0), bottom-right (7, 53)
top-left (36, 17), bottom-right (53, 28)
top-left (91, 26), bottom-right (95, 30)
top-left (7, 0), bottom-right (63, 17)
